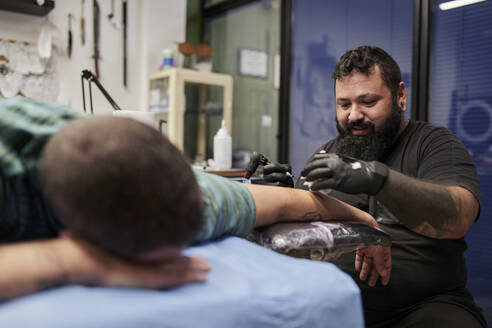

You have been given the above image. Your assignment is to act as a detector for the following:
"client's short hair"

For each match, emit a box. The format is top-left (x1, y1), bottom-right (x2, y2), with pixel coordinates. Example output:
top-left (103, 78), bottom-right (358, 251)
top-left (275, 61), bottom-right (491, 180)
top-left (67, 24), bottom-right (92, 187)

top-left (41, 116), bottom-right (203, 258)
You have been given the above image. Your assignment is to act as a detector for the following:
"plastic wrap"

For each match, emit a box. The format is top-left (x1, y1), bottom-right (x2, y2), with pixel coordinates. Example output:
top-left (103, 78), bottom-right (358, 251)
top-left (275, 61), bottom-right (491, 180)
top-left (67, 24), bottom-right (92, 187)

top-left (249, 221), bottom-right (391, 262)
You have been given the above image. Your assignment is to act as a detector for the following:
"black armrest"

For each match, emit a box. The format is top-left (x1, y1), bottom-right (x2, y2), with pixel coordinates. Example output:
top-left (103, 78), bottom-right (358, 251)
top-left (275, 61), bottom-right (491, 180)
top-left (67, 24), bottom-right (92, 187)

top-left (248, 221), bottom-right (391, 262)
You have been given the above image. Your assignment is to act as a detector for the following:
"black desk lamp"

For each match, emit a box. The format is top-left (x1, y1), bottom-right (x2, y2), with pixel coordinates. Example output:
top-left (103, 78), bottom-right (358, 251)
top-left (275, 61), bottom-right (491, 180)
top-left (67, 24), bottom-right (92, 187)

top-left (80, 69), bottom-right (122, 114)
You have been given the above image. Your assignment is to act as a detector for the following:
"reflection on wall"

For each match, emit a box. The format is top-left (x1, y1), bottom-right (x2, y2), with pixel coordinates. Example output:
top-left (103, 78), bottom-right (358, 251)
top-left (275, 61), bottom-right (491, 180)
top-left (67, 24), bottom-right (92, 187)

top-left (290, 0), bottom-right (413, 177)
top-left (448, 90), bottom-right (492, 176)
top-left (431, 0), bottom-right (492, 321)
top-left (290, 34), bottom-right (338, 178)
top-left (295, 36), bottom-right (337, 140)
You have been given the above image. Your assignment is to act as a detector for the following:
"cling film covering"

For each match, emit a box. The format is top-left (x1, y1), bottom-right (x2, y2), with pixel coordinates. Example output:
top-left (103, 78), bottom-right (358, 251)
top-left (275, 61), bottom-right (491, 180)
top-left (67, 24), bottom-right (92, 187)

top-left (249, 221), bottom-right (391, 262)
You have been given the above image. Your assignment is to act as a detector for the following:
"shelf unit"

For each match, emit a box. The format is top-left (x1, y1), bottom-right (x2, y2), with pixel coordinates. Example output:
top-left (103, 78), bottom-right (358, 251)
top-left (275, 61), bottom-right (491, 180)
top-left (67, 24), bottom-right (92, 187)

top-left (147, 68), bottom-right (233, 152)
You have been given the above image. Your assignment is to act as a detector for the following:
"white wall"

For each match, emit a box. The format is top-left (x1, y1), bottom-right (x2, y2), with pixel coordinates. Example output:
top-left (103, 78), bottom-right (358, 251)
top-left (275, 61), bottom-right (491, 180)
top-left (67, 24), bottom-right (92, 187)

top-left (0, 0), bottom-right (186, 114)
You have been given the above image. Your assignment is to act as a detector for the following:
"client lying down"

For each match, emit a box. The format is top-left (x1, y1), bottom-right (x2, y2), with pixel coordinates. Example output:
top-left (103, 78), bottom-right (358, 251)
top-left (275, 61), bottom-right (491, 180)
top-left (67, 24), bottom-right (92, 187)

top-left (0, 97), bottom-right (391, 302)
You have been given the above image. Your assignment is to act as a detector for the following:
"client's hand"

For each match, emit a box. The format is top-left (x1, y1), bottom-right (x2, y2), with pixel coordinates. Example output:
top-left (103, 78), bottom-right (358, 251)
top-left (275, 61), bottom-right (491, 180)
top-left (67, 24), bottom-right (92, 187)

top-left (62, 236), bottom-right (210, 289)
top-left (355, 245), bottom-right (392, 287)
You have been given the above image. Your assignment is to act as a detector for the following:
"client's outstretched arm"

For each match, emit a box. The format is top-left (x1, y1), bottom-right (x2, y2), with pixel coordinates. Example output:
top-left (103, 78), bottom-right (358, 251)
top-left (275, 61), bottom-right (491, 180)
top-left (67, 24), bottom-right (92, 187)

top-left (245, 184), bottom-right (376, 228)
top-left (0, 237), bottom-right (209, 302)
top-left (245, 184), bottom-right (391, 286)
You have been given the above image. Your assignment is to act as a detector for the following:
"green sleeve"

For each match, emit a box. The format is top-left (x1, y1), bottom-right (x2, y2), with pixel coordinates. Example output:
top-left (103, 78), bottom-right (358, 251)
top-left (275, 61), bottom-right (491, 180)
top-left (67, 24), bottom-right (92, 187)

top-left (0, 96), bottom-right (82, 176)
top-left (0, 97), bottom-right (82, 241)
top-left (192, 169), bottom-right (256, 243)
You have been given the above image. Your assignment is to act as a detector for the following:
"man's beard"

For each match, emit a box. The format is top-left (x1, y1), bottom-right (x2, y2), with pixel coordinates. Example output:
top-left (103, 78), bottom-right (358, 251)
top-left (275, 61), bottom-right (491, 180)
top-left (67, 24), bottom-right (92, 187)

top-left (335, 103), bottom-right (402, 161)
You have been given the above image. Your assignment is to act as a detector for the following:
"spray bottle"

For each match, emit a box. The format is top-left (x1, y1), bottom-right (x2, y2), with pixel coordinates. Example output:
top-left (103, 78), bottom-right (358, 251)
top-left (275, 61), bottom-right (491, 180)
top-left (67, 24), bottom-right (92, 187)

top-left (213, 120), bottom-right (232, 169)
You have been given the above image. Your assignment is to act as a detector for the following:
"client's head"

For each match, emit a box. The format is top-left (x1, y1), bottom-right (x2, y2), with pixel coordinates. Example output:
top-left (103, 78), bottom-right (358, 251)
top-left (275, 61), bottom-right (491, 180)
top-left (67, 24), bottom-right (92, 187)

top-left (41, 116), bottom-right (203, 259)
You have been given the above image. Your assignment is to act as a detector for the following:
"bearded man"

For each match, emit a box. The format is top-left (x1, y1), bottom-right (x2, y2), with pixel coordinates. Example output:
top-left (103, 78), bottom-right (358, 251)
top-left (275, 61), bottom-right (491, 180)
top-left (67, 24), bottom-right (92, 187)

top-left (264, 45), bottom-right (486, 327)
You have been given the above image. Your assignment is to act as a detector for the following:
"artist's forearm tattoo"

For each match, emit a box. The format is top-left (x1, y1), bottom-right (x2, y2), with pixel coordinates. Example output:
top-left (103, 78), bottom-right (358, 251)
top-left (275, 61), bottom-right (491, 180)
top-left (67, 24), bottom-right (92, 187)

top-left (378, 170), bottom-right (461, 238)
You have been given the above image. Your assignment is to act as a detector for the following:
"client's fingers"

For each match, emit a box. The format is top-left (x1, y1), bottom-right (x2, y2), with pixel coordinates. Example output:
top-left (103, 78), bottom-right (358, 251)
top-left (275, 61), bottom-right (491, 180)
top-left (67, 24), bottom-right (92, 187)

top-left (358, 254), bottom-right (372, 281)
top-left (370, 247), bottom-right (388, 280)
top-left (63, 235), bottom-right (211, 289)
top-left (143, 256), bottom-right (211, 288)
top-left (355, 246), bottom-right (392, 287)
top-left (380, 247), bottom-right (392, 286)
top-left (355, 249), bottom-right (363, 272)
top-left (367, 246), bottom-right (391, 286)
top-left (367, 266), bottom-right (379, 287)
top-left (99, 254), bottom-right (210, 288)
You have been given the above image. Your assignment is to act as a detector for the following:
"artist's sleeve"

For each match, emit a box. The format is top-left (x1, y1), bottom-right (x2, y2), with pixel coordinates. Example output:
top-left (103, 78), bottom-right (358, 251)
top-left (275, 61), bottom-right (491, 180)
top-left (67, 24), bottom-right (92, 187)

top-left (192, 169), bottom-right (256, 243)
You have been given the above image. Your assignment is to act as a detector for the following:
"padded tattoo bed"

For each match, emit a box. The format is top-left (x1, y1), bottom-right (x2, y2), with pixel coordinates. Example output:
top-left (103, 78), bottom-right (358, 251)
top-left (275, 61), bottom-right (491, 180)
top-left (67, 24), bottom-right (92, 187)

top-left (0, 236), bottom-right (365, 328)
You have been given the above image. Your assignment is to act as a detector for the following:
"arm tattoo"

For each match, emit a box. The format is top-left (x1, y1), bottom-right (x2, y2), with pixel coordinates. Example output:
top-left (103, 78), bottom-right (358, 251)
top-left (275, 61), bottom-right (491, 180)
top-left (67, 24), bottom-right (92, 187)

top-left (405, 187), bottom-right (458, 232)
top-left (300, 211), bottom-right (322, 222)
top-left (378, 170), bottom-right (461, 238)
top-left (35, 273), bottom-right (70, 292)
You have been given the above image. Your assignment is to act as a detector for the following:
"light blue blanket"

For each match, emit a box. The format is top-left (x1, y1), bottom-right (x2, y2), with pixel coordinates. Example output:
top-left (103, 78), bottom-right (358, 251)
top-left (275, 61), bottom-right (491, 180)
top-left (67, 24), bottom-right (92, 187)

top-left (0, 237), bottom-right (364, 328)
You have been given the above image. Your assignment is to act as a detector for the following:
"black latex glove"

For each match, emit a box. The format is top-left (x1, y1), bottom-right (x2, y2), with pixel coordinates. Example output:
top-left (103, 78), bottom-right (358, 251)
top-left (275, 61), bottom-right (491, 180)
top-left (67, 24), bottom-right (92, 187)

top-left (301, 153), bottom-right (389, 195)
top-left (263, 163), bottom-right (295, 188)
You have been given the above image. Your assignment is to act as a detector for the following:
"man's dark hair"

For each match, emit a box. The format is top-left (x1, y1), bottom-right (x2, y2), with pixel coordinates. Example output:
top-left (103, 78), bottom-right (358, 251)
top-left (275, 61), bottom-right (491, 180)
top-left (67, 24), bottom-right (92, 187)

top-left (40, 116), bottom-right (203, 258)
top-left (332, 45), bottom-right (402, 102)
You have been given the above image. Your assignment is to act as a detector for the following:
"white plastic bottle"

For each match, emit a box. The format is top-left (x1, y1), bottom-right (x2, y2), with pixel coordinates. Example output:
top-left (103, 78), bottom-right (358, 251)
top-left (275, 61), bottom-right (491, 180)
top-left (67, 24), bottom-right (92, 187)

top-left (213, 120), bottom-right (232, 169)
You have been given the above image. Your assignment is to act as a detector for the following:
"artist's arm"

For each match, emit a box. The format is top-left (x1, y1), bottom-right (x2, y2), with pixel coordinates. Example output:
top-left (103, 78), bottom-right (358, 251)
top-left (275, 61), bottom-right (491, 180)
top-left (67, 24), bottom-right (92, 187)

top-left (0, 237), bottom-right (209, 302)
top-left (376, 169), bottom-right (478, 239)
top-left (303, 153), bottom-right (479, 239)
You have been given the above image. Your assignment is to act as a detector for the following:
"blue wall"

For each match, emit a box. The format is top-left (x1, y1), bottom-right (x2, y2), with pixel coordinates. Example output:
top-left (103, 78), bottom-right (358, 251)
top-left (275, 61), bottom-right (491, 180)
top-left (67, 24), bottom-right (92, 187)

top-left (431, 0), bottom-right (492, 322)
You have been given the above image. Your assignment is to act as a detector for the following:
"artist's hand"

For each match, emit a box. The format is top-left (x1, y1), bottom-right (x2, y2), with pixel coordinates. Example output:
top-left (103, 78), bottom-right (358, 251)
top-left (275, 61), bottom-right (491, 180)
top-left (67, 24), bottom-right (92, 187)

top-left (301, 153), bottom-right (389, 195)
top-left (355, 245), bottom-right (392, 287)
top-left (62, 236), bottom-right (210, 289)
top-left (263, 163), bottom-right (295, 188)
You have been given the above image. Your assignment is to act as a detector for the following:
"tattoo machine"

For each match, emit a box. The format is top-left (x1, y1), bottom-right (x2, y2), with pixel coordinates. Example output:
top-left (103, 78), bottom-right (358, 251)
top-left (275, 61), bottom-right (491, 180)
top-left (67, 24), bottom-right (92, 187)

top-left (244, 152), bottom-right (270, 179)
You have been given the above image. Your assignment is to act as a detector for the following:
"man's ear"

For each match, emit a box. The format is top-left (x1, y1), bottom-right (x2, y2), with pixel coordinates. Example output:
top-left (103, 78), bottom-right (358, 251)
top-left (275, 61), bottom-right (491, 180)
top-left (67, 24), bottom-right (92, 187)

top-left (397, 82), bottom-right (407, 112)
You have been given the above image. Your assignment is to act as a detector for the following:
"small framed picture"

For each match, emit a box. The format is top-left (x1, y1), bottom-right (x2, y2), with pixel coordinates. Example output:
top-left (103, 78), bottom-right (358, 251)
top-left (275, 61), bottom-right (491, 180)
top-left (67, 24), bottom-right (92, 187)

top-left (238, 48), bottom-right (268, 78)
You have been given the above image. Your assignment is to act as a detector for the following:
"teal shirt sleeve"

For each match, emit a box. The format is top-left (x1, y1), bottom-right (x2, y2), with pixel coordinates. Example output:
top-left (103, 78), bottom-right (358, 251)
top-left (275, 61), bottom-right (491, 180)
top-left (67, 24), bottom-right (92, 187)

top-left (192, 168), bottom-right (256, 243)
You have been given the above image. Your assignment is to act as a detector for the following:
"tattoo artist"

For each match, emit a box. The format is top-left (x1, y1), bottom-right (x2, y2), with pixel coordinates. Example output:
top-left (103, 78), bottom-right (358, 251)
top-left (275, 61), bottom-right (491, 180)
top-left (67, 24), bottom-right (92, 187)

top-left (264, 46), bottom-right (486, 327)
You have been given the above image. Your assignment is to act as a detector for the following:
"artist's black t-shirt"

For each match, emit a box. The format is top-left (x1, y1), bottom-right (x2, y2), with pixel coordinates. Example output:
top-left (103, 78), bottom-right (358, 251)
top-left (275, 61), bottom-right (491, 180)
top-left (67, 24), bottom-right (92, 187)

top-left (297, 120), bottom-right (484, 326)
